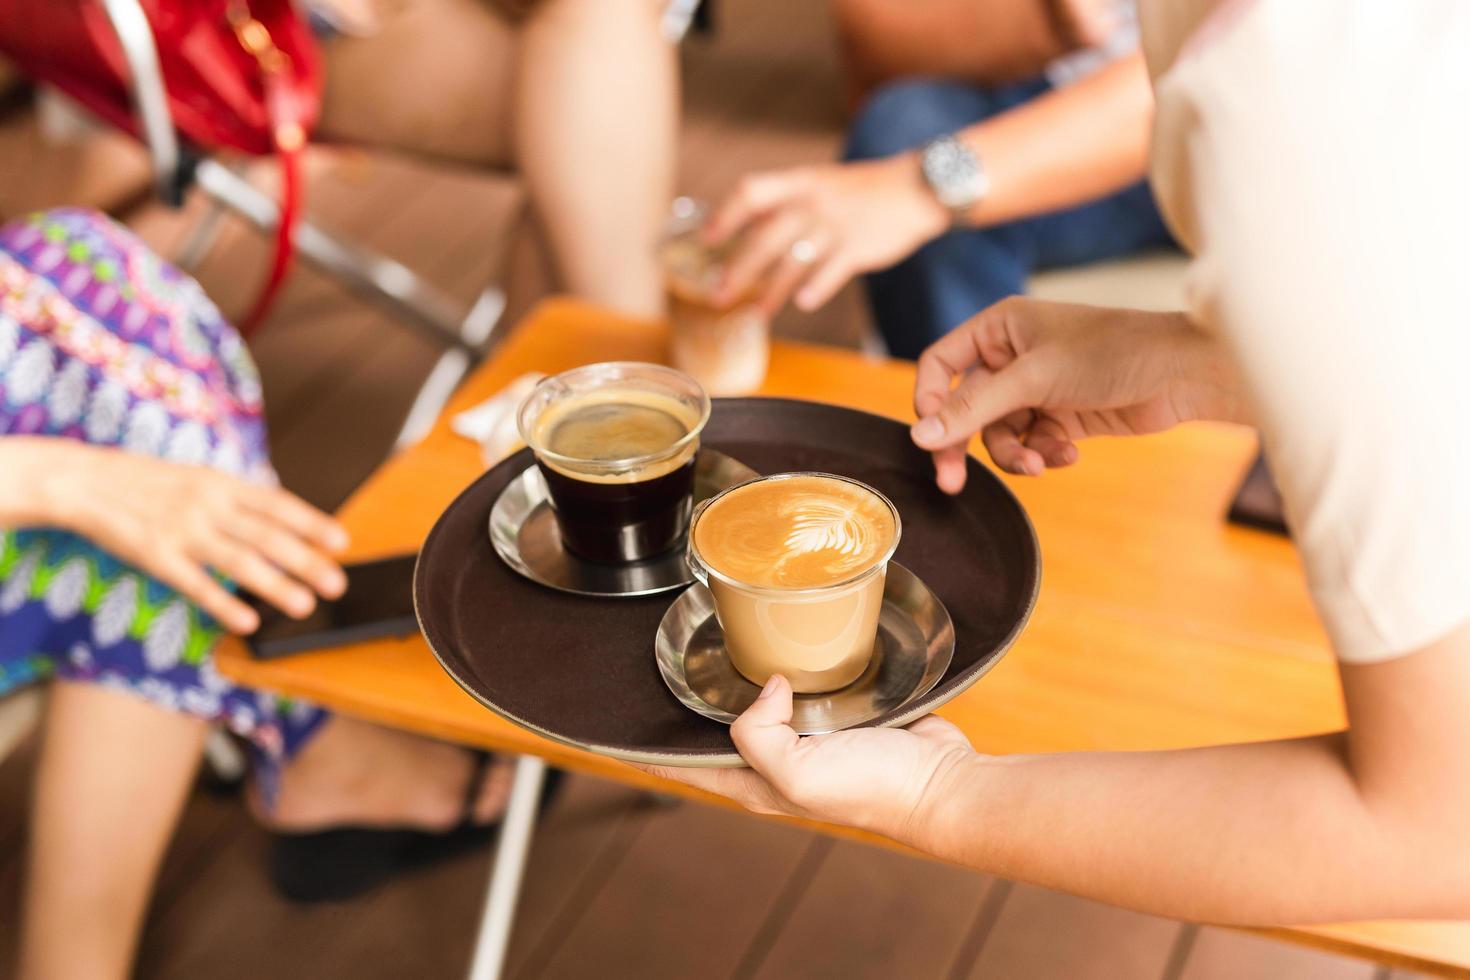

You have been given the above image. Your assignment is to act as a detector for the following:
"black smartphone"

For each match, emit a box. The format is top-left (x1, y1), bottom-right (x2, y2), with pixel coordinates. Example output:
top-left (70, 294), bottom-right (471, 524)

top-left (242, 554), bottom-right (420, 660)
top-left (1226, 452), bottom-right (1289, 537)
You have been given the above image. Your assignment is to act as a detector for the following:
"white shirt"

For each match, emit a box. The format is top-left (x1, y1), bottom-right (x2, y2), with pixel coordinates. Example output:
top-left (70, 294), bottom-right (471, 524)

top-left (1142, 0), bottom-right (1470, 661)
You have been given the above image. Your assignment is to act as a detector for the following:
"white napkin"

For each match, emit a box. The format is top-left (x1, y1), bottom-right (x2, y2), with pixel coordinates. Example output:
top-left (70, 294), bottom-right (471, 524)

top-left (450, 372), bottom-right (545, 466)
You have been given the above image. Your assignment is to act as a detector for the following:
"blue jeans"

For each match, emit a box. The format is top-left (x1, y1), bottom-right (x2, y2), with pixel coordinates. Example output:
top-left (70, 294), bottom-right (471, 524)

top-left (844, 78), bottom-right (1174, 360)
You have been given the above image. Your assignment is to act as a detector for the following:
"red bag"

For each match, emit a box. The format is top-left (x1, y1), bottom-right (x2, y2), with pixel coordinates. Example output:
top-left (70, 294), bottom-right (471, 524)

top-left (0, 1), bottom-right (322, 333)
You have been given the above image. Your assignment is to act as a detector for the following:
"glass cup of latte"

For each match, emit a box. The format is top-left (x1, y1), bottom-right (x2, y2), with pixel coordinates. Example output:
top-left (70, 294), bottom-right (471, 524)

top-left (686, 472), bottom-right (901, 694)
top-left (517, 362), bottom-right (711, 564)
top-left (659, 197), bottom-right (771, 397)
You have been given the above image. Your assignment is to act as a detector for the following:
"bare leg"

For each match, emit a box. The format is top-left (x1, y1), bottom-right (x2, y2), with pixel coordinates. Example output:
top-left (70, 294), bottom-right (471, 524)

top-left (17, 688), bottom-right (512, 977)
top-left (249, 714), bottom-right (513, 831)
top-left (514, 0), bottom-right (675, 317)
top-left (317, 0), bottom-right (518, 167)
top-left (318, 0), bottom-right (675, 318)
top-left (18, 681), bottom-right (208, 980)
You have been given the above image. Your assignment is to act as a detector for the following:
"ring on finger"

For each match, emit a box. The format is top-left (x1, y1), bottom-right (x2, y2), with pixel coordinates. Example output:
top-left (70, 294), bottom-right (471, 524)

top-left (789, 238), bottom-right (819, 264)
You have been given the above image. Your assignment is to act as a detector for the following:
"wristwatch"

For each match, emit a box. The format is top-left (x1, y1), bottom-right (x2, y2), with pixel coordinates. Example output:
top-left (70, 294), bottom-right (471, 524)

top-left (919, 134), bottom-right (989, 223)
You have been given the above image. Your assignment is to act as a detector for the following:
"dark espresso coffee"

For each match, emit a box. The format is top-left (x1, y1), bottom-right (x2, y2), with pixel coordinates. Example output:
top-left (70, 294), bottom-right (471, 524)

top-left (532, 393), bottom-right (701, 563)
top-left (542, 402), bottom-right (688, 461)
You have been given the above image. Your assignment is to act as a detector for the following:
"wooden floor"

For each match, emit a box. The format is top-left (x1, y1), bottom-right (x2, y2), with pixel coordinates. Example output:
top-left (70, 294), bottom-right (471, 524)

top-left (0, 3), bottom-right (1437, 978)
top-left (0, 730), bottom-right (1425, 980)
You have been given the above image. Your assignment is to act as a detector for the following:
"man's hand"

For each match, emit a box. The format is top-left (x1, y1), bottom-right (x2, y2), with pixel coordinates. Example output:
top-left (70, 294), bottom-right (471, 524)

top-left (635, 674), bottom-right (974, 838)
top-left (911, 298), bottom-right (1245, 493)
top-left (703, 156), bottom-right (949, 316)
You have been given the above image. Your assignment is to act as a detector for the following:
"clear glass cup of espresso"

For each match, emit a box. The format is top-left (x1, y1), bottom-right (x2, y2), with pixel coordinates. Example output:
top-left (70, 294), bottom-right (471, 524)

top-left (659, 197), bottom-right (772, 397)
top-left (517, 362), bottom-right (711, 564)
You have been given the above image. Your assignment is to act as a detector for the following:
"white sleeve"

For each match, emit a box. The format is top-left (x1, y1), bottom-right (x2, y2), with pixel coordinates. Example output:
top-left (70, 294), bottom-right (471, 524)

top-left (1147, 0), bottom-right (1470, 662)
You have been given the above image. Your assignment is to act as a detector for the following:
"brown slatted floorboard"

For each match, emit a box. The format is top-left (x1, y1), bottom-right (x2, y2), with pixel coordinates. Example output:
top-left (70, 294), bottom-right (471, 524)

top-left (1177, 928), bottom-right (1381, 980)
top-left (964, 882), bottom-right (1185, 980)
top-left (504, 782), bottom-right (665, 979)
top-left (745, 838), bottom-right (997, 980)
top-left (0, 733), bottom-right (37, 971)
top-left (132, 773), bottom-right (652, 980)
top-left (0, 110), bottom-right (151, 219)
top-left (529, 799), bottom-right (822, 980)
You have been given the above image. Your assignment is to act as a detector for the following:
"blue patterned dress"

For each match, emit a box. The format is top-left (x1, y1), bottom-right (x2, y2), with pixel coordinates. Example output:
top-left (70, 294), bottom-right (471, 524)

top-left (0, 208), bottom-right (325, 773)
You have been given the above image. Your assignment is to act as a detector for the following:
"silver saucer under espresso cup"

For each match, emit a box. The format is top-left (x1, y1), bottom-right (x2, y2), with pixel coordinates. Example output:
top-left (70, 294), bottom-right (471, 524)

top-left (489, 449), bottom-right (758, 598)
top-left (654, 562), bottom-right (955, 734)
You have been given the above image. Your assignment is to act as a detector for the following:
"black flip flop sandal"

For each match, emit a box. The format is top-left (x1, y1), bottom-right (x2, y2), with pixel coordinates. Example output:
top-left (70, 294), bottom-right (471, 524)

top-left (267, 752), bottom-right (565, 903)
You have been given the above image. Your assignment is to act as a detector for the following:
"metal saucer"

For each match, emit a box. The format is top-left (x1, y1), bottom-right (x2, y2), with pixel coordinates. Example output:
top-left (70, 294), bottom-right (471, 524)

top-left (655, 563), bottom-right (955, 735)
top-left (489, 449), bottom-right (758, 598)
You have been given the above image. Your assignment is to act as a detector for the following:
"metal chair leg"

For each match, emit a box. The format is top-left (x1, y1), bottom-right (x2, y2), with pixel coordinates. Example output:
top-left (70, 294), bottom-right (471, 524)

top-left (392, 284), bottom-right (506, 449)
top-left (194, 158), bottom-right (513, 448)
top-left (467, 755), bottom-right (547, 980)
top-left (394, 345), bottom-right (476, 450)
top-left (193, 159), bottom-right (485, 356)
top-left (99, 0), bottom-right (183, 202)
top-left (102, 0), bottom-right (515, 449)
top-left (459, 283), bottom-right (510, 350)
top-left (202, 728), bottom-right (247, 783)
top-left (173, 196), bottom-right (230, 272)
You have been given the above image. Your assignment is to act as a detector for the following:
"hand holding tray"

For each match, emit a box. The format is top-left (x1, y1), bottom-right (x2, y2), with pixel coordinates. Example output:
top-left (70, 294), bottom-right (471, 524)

top-left (414, 398), bottom-right (1040, 767)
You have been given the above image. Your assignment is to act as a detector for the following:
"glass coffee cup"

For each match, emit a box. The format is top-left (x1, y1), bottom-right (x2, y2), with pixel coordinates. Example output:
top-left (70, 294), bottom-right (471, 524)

top-left (517, 362), bottom-right (711, 564)
top-left (686, 472), bottom-right (901, 694)
top-left (659, 197), bottom-right (771, 397)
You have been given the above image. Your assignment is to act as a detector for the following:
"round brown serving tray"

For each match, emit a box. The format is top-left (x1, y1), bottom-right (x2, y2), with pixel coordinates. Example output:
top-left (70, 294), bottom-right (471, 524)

top-left (414, 397), bottom-right (1041, 767)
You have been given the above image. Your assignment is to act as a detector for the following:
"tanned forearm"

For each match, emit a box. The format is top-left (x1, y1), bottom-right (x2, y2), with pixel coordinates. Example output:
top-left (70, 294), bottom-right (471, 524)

top-left (955, 51), bottom-right (1153, 228)
top-left (909, 734), bottom-right (1388, 923)
top-left (886, 626), bottom-right (1470, 924)
top-left (0, 437), bottom-right (88, 530)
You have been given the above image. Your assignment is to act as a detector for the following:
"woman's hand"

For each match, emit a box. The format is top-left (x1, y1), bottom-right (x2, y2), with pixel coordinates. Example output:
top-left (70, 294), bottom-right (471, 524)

top-left (910, 298), bottom-right (1246, 494)
top-left (635, 675), bottom-right (973, 836)
top-left (704, 156), bottom-right (949, 316)
top-left (50, 446), bottom-right (349, 634)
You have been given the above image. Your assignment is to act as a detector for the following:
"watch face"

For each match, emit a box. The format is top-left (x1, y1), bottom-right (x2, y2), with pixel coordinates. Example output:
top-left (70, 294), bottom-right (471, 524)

top-left (922, 137), bottom-right (987, 211)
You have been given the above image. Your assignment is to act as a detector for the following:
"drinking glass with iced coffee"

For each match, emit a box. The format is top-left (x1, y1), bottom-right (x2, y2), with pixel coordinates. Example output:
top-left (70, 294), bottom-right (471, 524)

top-left (660, 197), bottom-right (771, 397)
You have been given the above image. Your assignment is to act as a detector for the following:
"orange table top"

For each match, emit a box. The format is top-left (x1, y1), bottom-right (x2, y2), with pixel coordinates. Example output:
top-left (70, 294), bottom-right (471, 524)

top-left (218, 299), bottom-right (1470, 977)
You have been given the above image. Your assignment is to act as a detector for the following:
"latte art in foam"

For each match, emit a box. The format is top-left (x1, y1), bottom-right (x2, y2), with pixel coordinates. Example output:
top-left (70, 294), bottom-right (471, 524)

top-left (688, 472), bottom-right (900, 693)
top-left (693, 475), bottom-right (897, 590)
top-left (785, 503), bottom-right (875, 560)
